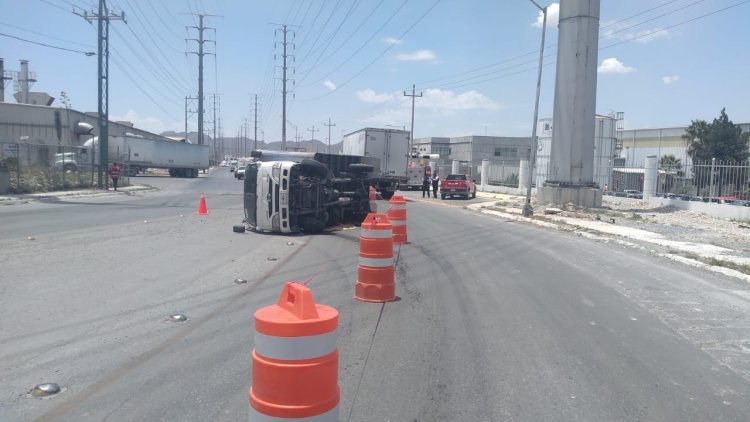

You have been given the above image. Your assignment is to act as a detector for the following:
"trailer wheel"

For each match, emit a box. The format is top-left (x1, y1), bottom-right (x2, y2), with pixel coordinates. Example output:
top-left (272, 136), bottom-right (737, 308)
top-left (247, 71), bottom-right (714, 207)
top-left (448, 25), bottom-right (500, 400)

top-left (299, 159), bottom-right (330, 179)
top-left (381, 191), bottom-right (394, 200)
top-left (233, 225), bottom-right (246, 233)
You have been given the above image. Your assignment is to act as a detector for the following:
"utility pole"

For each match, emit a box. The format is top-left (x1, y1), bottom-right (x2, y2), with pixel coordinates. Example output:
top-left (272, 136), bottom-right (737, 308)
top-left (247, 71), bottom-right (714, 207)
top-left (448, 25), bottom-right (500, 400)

top-left (522, 0), bottom-right (548, 217)
top-left (211, 93), bottom-right (220, 164)
top-left (308, 126), bottom-right (319, 150)
top-left (324, 118), bottom-right (336, 154)
top-left (0, 58), bottom-right (13, 102)
top-left (184, 96), bottom-right (197, 140)
top-left (185, 14), bottom-right (217, 146)
top-left (404, 84), bottom-right (422, 157)
top-left (253, 94), bottom-right (259, 151)
top-left (274, 24), bottom-right (296, 150)
top-left (76, 1), bottom-right (124, 188)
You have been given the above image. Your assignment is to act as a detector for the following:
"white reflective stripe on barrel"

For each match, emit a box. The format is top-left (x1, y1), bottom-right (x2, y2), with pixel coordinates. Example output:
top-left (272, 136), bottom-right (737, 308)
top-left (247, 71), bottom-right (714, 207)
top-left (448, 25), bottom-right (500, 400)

top-left (254, 330), bottom-right (337, 361)
top-left (250, 405), bottom-right (339, 422)
top-left (358, 256), bottom-right (393, 268)
top-left (390, 220), bottom-right (406, 226)
top-left (360, 228), bottom-right (392, 239)
top-left (390, 204), bottom-right (406, 209)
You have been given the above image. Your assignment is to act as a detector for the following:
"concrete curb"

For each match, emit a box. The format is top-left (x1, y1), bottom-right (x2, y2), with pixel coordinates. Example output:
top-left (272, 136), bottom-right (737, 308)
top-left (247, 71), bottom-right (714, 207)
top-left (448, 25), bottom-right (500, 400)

top-left (0, 184), bottom-right (156, 205)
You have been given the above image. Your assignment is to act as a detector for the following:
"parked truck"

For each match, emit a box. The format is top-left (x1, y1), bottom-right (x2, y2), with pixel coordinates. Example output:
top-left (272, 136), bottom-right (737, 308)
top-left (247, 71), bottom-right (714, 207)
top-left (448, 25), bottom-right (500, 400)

top-left (342, 128), bottom-right (410, 199)
top-left (77, 134), bottom-right (209, 177)
top-left (241, 150), bottom-right (379, 234)
top-left (405, 153), bottom-right (440, 190)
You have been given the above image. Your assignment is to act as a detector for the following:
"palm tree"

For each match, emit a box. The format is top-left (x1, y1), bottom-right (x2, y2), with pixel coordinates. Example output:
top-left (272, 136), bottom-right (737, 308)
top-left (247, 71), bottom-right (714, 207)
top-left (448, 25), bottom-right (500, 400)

top-left (659, 155), bottom-right (683, 194)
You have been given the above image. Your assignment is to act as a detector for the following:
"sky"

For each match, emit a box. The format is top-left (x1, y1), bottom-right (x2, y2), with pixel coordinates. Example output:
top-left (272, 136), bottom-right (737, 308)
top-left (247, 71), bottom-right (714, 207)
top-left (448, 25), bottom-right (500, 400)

top-left (2, 0), bottom-right (749, 143)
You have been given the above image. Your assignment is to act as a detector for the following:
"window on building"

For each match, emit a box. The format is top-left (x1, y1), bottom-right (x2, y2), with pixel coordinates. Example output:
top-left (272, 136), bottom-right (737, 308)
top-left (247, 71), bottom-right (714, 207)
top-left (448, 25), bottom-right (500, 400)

top-left (494, 147), bottom-right (517, 158)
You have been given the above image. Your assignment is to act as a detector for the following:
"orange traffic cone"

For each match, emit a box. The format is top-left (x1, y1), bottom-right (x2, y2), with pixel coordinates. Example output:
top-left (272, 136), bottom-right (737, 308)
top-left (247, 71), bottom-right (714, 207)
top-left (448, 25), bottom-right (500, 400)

top-left (250, 282), bottom-right (340, 421)
top-left (355, 213), bottom-right (395, 303)
top-left (387, 193), bottom-right (407, 244)
top-left (195, 192), bottom-right (208, 215)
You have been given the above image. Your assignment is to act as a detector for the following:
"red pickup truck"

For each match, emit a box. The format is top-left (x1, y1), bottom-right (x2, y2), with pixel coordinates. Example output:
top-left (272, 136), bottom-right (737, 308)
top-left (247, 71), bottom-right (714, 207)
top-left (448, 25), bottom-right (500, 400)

top-left (440, 174), bottom-right (476, 200)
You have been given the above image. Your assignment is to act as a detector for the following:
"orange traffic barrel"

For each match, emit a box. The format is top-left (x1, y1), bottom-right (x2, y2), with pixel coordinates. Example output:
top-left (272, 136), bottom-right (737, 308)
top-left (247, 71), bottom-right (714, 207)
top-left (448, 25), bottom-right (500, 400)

top-left (250, 282), bottom-right (339, 421)
top-left (387, 193), bottom-right (407, 244)
top-left (355, 213), bottom-right (395, 302)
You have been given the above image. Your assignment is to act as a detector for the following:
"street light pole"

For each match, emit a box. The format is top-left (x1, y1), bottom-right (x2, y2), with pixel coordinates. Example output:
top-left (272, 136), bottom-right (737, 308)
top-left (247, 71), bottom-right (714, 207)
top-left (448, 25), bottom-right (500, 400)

top-left (522, 1), bottom-right (547, 217)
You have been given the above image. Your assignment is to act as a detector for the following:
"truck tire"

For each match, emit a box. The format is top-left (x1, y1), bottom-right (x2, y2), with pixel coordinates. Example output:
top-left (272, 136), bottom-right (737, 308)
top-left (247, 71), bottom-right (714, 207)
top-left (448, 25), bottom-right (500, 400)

top-left (300, 159), bottom-right (330, 179)
top-left (64, 163), bottom-right (77, 172)
top-left (301, 217), bottom-right (326, 233)
top-left (233, 225), bottom-right (246, 233)
top-left (441, 193), bottom-right (446, 200)
top-left (381, 190), bottom-right (394, 200)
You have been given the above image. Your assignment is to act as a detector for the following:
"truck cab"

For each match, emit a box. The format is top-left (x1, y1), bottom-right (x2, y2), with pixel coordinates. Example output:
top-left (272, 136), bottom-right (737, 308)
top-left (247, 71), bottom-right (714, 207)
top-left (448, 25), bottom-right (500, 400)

top-left (244, 153), bottom-right (374, 234)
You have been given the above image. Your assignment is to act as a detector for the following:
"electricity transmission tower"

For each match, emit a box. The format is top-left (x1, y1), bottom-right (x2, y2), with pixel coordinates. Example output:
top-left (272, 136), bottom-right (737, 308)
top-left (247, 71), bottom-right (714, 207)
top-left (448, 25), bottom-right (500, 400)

top-left (324, 118), bottom-right (336, 154)
top-left (75, 0), bottom-right (124, 188)
top-left (184, 14), bottom-right (218, 145)
top-left (273, 24), bottom-right (296, 150)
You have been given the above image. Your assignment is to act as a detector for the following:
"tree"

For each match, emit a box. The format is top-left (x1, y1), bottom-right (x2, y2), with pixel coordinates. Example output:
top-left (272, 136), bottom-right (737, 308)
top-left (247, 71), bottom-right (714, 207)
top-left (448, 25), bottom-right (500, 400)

top-left (683, 108), bottom-right (749, 164)
top-left (682, 109), bottom-right (750, 197)
top-left (659, 154), bottom-right (682, 193)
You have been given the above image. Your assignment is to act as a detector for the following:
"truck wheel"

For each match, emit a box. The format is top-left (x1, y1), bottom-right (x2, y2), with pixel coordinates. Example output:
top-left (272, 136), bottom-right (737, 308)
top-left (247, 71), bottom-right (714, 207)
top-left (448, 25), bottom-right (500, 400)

top-left (441, 194), bottom-right (445, 200)
top-left (381, 191), bottom-right (394, 200)
top-left (233, 225), bottom-right (246, 233)
top-left (472, 191), bottom-right (476, 198)
top-left (64, 163), bottom-right (77, 172)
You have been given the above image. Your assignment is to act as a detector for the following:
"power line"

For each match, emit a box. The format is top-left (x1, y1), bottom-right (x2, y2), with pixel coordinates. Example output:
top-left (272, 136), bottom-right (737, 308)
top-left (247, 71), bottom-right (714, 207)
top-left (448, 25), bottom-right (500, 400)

top-left (0, 31), bottom-right (95, 55)
top-left (0, 21), bottom-right (94, 48)
top-left (36, 0), bottom-right (71, 12)
top-left (299, 0), bottom-right (405, 89)
top-left (301, 0), bottom-right (441, 102)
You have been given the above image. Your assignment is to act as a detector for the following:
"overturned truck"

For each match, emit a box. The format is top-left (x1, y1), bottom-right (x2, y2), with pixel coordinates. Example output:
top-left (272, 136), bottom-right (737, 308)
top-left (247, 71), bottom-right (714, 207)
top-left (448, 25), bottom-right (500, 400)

top-left (242, 150), bottom-right (380, 234)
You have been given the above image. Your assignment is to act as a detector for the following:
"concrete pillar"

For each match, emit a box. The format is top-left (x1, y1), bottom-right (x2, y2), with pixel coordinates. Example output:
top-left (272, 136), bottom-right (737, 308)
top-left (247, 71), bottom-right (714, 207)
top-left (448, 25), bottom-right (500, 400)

top-left (481, 159), bottom-right (489, 188)
top-left (537, 0), bottom-right (601, 208)
top-left (644, 155), bottom-right (657, 199)
top-left (451, 160), bottom-right (459, 175)
top-left (519, 159), bottom-right (529, 190)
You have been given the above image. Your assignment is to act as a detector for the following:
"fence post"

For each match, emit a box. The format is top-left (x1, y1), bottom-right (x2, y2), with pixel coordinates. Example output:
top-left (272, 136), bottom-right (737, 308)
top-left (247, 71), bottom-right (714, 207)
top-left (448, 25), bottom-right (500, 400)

top-left (709, 157), bottom-right (716, 202)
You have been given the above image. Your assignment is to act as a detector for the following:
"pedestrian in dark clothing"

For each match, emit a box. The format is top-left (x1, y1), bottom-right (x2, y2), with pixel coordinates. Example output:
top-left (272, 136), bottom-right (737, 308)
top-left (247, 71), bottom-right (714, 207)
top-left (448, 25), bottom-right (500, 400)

top-left (110, 163), bottom-right (121, 191)
top-left (431, 172), bottom-right (440, 198)
top-left (422, 174), bottom-right (430, 198)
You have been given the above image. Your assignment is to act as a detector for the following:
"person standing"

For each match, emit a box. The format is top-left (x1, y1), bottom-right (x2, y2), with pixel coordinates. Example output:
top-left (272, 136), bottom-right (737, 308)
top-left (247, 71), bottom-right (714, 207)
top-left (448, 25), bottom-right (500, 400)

top-left (110, 162), bottom-right (121, 191)
top-left (431, 171), bottom-right (440, 198)
top-left (422, 165), bottom-right (432, 198)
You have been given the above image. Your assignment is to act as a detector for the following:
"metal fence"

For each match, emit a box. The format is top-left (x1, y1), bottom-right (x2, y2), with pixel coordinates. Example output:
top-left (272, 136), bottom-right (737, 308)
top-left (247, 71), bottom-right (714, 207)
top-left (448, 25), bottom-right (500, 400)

top-left (0, 141), bottom-right (119, 194)
top-left (653, 159), bottom-right (750, 201)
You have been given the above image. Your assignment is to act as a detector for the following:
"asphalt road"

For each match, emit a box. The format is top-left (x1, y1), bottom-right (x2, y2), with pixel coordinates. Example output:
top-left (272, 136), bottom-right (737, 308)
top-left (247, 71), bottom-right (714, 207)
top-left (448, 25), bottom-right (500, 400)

top-left (1, 168), bottom-right (749, 421)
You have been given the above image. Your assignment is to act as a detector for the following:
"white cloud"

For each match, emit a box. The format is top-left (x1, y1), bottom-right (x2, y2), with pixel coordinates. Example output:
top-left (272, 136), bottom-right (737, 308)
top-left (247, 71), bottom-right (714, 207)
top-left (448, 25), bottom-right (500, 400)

top-left (323, 80), bottom-right (336, 91)
top-left (384, 37), bottom-right (402, 45)
top-left (421, 89), bottom-right (500, 111)
top-left (662, 75), bottom-right (680, 84)
top-left (597, 58), bottom-right (636, 74)
top-left (396, 50), bottom-right (436, 61)
top-left (601, 22), bottom-right (670, 44)
top-left (532, 3), bottom-right (559, 28)
top-left (110, 110), bottom-right (179, 134)
top-left (356, 89), bottom-right (398, 104)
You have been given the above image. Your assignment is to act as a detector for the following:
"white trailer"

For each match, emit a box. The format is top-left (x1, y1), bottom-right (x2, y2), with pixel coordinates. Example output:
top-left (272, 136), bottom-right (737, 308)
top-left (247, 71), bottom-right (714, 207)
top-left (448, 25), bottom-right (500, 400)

top-left (82, 134), bottom-right (209, 177)
top-left (342, 128), bottom-right (409, 198)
